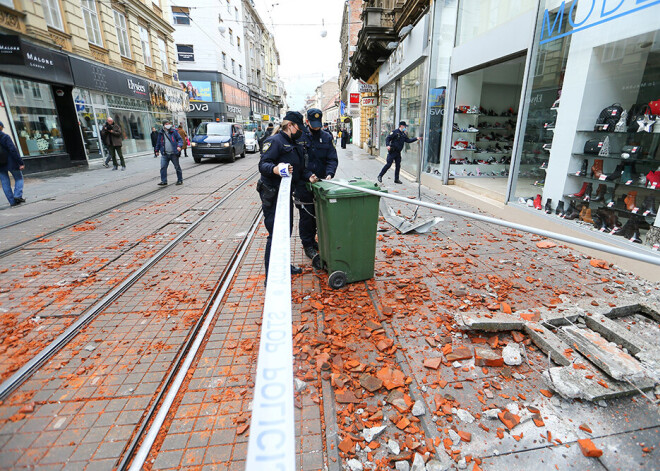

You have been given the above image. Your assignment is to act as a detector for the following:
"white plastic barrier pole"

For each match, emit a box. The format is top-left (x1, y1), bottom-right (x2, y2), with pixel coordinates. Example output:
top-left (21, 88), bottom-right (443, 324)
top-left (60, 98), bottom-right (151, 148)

top-left (325, 180), bottom-right (660, 267)
top-left (246, 175), bottom-right (295, 470)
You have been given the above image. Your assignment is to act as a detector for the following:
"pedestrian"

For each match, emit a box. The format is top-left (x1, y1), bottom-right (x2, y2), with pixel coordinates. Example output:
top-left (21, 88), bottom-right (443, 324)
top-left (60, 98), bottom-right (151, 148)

top-left (296, 108), bottom-right (338, 260)
top-left (154, 119), bottom-right (184, 186)
top-left (150, 126), bottom-right (158, 158)
top-left (255, 126), bottom-right (265, 152)
top-left (100, 117), bottom-right (125, 170)
top-left (340, 127), bottom-right (348, 149)
top-left (332, 129), bottom-right (338, 144)
top-left (264, 122), bottom-right (274, 139)
top-left (0, 121), bottom-right (25, 207)
top-left (322, 122), bottom-right (331, 134)
top-left (177, 124), bottom-right (189, 157)
top-left (377, 121), bottom-right (423, 184)
top-left (257, 111), bottom-right (319, 278)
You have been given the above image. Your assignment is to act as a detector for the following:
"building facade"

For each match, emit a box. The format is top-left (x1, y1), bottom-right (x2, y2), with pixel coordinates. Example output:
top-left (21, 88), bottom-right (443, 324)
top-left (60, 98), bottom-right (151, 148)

top-left (0, 0), bottom-right (187, 173)
top-left (338, 0), bottom-right (363, 143)
top-left (351, 0), bottom-right (660, 253)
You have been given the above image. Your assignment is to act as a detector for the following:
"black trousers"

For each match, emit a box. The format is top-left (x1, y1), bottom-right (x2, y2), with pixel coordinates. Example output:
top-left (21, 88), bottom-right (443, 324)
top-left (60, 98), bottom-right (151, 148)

top-left (295, 184), bottom-right (316, 249)
top-left (262, 191), bottom-right (293, 273)
top-left (379, 152), bottom-right (401, 180)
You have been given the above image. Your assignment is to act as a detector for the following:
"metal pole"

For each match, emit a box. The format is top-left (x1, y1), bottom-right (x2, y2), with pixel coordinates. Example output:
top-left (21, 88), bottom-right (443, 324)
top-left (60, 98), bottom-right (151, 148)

top-left (324, 180), bottom-right (660, 266)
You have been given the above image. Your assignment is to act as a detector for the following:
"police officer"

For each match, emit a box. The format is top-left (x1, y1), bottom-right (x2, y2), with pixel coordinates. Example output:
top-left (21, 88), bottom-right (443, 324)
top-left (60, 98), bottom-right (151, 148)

top-left (377, 121), bottom-right (423, 184)
top-left (296, 108), bottom-right (338, 260)
top-left (258, 111), bottom-right (319, 277)
top-left (322, 122), bottom-right (331, 134)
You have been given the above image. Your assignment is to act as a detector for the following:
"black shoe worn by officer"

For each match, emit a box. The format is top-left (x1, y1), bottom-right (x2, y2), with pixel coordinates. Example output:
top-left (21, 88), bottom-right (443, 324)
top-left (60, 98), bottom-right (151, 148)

top-left (296, 108), bottom-right (338, 259)
top-left (257, 111), bottom-right (319, 278)
top-left (377, 121), bottom-right (423, 183)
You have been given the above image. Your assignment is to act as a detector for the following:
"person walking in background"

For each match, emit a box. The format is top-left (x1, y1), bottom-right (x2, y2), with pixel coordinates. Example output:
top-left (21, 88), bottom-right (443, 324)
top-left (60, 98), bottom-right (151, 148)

top-left (255, 126), bottom-right (265, 152)
top-left (155, 120), bottom-right (183, 186)
top-left (340, 127), bottom-right (348, 149)
top-left (378, 121), bottom-right (423, 184)
top-left (177, 124), bottom-right (189, 157)
top-left (150, 127), bottom-right (158, 158)
top-left (264, 122), bottom-right (274, 140)
top-left (100, 117), bottom-right (125, 170)
top-left (0, 121), bottom-right (25, 207)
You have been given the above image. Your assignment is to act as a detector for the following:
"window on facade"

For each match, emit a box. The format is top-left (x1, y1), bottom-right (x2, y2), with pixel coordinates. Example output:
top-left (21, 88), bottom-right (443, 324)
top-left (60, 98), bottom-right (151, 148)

top-left (234, 6), bottom-right (238, 20)
top-left (173, 12), bottom-right (190, 25)
top-left (157, 37), bottom-right (168, 74)
top-left (139, 25), bottom-right (153, 67)
top-left (222, 52), bottom-right (227, 69)
top-left (239, 64), bottom-right (243, 78)
top-left (231, 59), bottom-right (235, 74)
top-left (81, 0), bottom-right (103, 46)
top-left (229, 28), bottom-right (233, 45)
top-left (42, 0), bottom-right (64, 30)
top-left (237, 37), bottom-right (241, 50)
top-left (226, 0), bottom-right (231, 13)
top-left (113, 10), bottom-right (131, 58)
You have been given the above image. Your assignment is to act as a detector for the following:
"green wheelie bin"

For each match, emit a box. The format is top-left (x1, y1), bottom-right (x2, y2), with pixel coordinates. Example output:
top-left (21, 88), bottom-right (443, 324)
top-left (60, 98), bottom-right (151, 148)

top-left (309, 179), bottom-right (386, 289)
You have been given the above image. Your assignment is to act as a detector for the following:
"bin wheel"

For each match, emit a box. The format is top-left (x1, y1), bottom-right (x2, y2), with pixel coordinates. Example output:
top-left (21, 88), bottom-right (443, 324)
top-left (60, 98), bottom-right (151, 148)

top-left (328, 271), bottom-right (347, 289)
top-left (312, 254), bottom-right (322, 270)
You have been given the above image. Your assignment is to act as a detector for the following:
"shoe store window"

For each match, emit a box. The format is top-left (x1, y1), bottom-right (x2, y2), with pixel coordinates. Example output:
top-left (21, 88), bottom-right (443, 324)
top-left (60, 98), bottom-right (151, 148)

top-left (399, 63), bottom-right (425, 178)
top-left (379, 82), bottom-right (396, 163)
top-left (512, 0), bottom-right (660, 250)
top-left (0, 77), bottom-right (66, 157)
top-left (448, 56), bottom-right (525, 200)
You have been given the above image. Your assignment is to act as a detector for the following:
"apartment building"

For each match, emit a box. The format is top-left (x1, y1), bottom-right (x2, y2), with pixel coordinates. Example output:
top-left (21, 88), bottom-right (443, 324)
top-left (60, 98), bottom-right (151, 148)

top-left (0, 0), bottom-right (187, 172)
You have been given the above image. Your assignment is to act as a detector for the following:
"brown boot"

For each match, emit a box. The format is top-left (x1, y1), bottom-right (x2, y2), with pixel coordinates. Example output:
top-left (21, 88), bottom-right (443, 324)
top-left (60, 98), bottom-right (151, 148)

top-left (579, 204), bottom-right (588, 221)
top-left (591, 159), bottom-right (604, 179)
top-left (624, 191), bottom-right (638, 211)
top-left (583, 207), bottom-right (594, 224)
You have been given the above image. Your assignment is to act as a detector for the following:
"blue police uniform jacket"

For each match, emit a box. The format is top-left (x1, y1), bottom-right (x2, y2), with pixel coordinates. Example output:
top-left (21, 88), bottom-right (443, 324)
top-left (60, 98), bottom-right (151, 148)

top-left (297, 127), bottom-right (338, 178)
top-left (259, 131), bottom-right (312, 188)
top-left (386, 128), bottom-right (418, 155)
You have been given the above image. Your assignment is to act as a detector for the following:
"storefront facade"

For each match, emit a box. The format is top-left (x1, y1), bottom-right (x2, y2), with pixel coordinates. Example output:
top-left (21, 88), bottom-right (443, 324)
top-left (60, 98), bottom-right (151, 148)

top-left (70, 57), bottom-right (187, 161)
top-left (0, 34), bottom-right (84, 173)
top-left (411, 0), bottom-right (660, 251)
top-left (179, 71), bottom-right (250, 132)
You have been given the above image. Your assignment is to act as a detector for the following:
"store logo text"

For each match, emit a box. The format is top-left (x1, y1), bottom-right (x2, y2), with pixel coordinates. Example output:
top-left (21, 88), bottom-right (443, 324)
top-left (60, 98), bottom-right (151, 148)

top-left (189, 103), bottom-right (209, 111)
top-left (26, 52), bottom-right (53, 66)
top-left (541, 0), bottom-right (660, 44)
top-left (127, 78), bottom-right (147, 94)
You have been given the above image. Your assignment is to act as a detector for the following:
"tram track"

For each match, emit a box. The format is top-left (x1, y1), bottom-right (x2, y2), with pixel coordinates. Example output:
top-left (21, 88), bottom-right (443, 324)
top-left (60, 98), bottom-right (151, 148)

top-left (0, 162), bottom-right (231, 258)
top-left (0, 170), bottom-right (260, 401)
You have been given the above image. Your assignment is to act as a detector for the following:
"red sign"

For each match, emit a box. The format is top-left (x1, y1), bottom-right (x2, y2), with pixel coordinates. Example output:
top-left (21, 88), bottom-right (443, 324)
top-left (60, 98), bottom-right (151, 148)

top-left (349, 93), bottom-right (360, 104)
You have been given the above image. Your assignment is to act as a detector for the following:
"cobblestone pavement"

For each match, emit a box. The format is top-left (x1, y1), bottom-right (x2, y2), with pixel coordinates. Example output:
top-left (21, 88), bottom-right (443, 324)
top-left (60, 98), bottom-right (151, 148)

top-left (0, 147), bottom-right (658, 470)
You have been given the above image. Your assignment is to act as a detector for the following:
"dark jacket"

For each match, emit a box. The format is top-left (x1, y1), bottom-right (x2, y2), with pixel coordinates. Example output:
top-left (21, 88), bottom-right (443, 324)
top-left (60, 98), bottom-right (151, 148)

top-left (297, 128), bottom-right (338, 179)
top-left (258, 131), bottom-right (312, 189)
top-left (0, 131), bottom-right (24, 171)
top-left (386, 128), bottom-right (418, 155)
top-left (154, 128), bottom-right (184, 155)
top-left (150, 130), bottom-right (158, 147)
top-left (100, 122), bottom-right (123, 147)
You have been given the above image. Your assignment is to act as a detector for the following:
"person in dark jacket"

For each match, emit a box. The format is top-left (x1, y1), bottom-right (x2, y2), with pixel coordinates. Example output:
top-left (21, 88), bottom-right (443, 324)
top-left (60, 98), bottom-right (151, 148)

top-left (258, 111), bottom-right (318, 277)
top-left (378, 121), bottom-right (423, 184)
top-left (255, 126), bottom-right (265, 152)
top-left (296, 108), bottom-right (338, 260)
top-left (150, 127), bottom-right (158, 158)
top-left (154, 119), bottom-right (184, 186)
top-left (340, 127), bottom-right (349, 148)
top-left (100, 117), bottom-right (125, 170)
top-left (0, 121), bottom-right (25, 207)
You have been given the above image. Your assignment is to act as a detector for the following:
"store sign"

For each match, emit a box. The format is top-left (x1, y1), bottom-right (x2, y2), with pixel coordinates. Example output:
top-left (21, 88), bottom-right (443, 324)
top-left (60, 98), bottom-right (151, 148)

top-left (379, 13), bottom-right (429, 87)
top-left (237, 83), bottom-right (250, 93)
top-left (361, 97), bottom-right (378, 107)
top-left (349, 93), bottom-right (360, 104)
top-left (189, 103), bottom-right (209, 112)
top-left (1, 34), bottom-right (73, 85)
top-left (358, 81), bottom-right (378, 93)
top-left (177, 44), bottom-right (194, 62)
top-left (262, 114), bottom-right (270, 121)
top-left (226, 104), bottom-right (242, 114)
top-left (187, 102), bottom-right (222, 116)
top-left (540, 0), bottom-right (660, 44)
top-left (70, 57), bottom-right (149, 101)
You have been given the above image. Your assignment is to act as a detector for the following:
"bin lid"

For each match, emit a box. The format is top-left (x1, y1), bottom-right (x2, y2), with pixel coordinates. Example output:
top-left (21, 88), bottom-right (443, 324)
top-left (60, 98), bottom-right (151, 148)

top-left (310, 179), bottom-right (386, 199)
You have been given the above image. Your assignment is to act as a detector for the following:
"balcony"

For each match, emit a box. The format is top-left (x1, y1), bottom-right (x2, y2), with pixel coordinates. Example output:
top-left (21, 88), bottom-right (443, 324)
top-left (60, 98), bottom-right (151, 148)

top-left (349, 6), bottom-right (397, 82)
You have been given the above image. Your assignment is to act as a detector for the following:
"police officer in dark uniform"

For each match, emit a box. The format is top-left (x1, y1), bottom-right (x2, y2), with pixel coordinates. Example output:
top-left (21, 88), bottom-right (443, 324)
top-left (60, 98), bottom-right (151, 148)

top-left (296, 108), bottom-right (339, 260)
top-left (377, 121), bottom-right (423, 184)
top-left (258, 111), bottom-right (319, 276)
top-left (322, 123), bottom-right (331, 134)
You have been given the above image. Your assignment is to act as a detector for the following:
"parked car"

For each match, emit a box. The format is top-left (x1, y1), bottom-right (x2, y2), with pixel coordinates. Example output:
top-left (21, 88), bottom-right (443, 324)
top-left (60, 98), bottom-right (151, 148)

top-left (191, 122), bottom-right (245, 163)
top-left (244, 131), bottom-right (259, 153)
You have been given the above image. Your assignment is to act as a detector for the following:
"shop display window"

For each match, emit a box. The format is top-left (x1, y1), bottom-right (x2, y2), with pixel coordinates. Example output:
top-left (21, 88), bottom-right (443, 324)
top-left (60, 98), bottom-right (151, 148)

top-left (0, 77), bottom-right (65, 158)
top-left (447, 56), bottom-right (524, 199)
top-left (399, 63), bottom-right (424, 178)
top-left (379, 83), bottom-right (396, 162)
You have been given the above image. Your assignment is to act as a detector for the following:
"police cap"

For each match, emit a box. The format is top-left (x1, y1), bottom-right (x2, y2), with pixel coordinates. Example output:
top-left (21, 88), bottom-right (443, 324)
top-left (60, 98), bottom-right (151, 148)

top-left (284, 111), bottom-right (305, 129)
top-left (306, 108), bottom-right (323, 128)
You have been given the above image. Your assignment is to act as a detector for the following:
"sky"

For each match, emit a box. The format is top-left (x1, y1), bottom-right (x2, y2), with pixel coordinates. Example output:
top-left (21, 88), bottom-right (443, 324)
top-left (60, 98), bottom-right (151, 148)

top-left (252, 0), bottom-right (346, 110)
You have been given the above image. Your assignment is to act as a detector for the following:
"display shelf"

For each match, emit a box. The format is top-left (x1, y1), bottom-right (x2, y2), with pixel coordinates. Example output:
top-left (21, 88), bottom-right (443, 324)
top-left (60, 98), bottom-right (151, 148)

top-left (567, 173), bottom-right (658, 190)
top-left (572, 153), bottom-right (659, 165)
top-left (476, 127), bottom-right (509, 131)
top-left (562, 196), bottom-right (657, 219)
top-left (453, 130), bottom-right (479, 134)
top-left (577, 129), bottom-right (660, 135)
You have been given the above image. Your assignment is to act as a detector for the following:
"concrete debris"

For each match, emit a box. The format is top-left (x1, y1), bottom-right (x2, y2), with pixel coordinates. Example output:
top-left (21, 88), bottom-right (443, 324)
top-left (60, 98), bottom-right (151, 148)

top-left (484, 408), bottom-right (501, 419)
top-left (411, 453), bottom-right (426, 471)
top-left (426, 458), bottom-right (453, 471)
top-left (387, 439), bottom-right (400, 455)
top-left (294, 378), bottom-right (307, 392)
top-left (455, 408), bottom-right (475, 423)
top-left (543, 366), bottom-right (655, 401)
top-left (347, 458), bottom-right (364, 471)
top-left (412, 400), bottom-right (426, 417)
top-left (395, 460), bottom-right (411, 471)
top-left (502, 343), bottom-right (522, 366)
top-left (512, 372), bottom-right (525, 380)
top-left (448, 429), bottom-right (460, 445)
top-left (523, 323), bottom-right (572, 366)
top-left (83, 343), bottom-right (96, 352)
top-left (362, 425), bottom-right (387, 443)
top-left (457, 458), bottom-right (468, 469)
top-left (506, 402), bottom-right (520, 415)
top-left (380, 200), bottom-right (443, 234)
